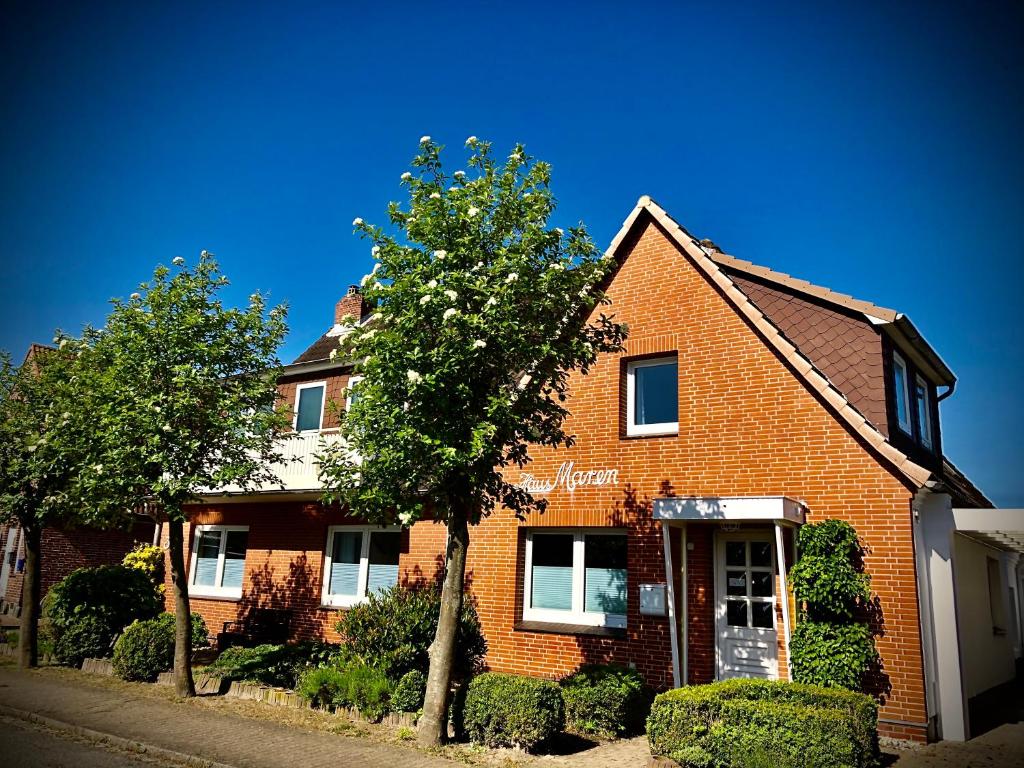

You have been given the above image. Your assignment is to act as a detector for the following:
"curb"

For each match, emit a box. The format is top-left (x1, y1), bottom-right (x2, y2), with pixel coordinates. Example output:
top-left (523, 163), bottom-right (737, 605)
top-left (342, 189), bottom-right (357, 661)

top-left (0, 702), bottom-right (238, 768)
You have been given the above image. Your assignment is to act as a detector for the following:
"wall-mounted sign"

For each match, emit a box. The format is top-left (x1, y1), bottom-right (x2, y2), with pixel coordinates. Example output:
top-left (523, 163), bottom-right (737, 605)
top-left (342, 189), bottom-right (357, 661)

top-left (517, 461), bottom-right (620, 494)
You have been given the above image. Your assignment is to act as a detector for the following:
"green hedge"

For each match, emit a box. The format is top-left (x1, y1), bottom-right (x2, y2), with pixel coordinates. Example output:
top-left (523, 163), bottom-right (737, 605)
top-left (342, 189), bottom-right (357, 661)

top-left (391, 669), bottom-right (427, 712)
top-left (207, 641), bottom-right (341, 689)
top-left (646, 679), bottom-right (877, 768)
top-left (112, 617), bottom-right (174, 682)
top-left (560, 663), bottom-right (651, 738)
top-left (296, 662), bottom-right (393, 721)
top-left (463, 672), bottom-right (564, 751)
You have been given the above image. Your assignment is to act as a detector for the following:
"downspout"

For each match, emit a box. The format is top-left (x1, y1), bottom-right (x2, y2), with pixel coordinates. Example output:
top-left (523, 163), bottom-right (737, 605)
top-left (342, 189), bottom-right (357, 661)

top-left (937, 380), bottom-right (956, 402)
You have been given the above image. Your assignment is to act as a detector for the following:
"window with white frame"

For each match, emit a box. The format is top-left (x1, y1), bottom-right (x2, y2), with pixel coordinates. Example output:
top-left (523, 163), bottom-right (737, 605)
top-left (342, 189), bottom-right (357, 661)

top-left (523, 530), bottom-right (627, 628)
top-left (892, 353), bottom-right (912, 435)
top-left (294, 382), bottom-right (326, 432)
top-left (345, 375), bottom-right (364, 410)
top-left (626, 357), bottom-right (678, 436)
top-left (914, 375), bottom-right (934, 449)
top-left (189, 525), bottom-right (248, 599)
top-left (322, 526), bottom-right (401, 607)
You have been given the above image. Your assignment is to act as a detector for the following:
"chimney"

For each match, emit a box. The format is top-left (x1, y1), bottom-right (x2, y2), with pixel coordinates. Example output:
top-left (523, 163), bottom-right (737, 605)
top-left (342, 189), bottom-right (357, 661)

top-left (335, 285), bottom-right (368, 325)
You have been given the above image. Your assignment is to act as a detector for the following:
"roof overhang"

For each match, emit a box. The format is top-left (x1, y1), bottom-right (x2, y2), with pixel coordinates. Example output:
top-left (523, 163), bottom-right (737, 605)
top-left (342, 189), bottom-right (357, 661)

top-left (952, 508), bottom-right (1024, 553)
top-left (867, 314), bottom-right (956, 389)
top-left (653, 496), bottom-right (806, 524)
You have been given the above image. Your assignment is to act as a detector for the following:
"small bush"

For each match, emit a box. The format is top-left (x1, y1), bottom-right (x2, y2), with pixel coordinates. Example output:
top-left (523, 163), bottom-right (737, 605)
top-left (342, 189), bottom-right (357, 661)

top-left (112, 617), bottom-right (175, 682)
top-left (207, 640), bottom-right (341, 689)
top-left (155, 612), bottom-right (210, 649)
top-left (297, 666), bottom-right (347, 709)
top-left (646, 679), bottom-right (877, 768)
top-left (1, 628), bottom-right (18, 646)
top-left (122, 543), bottom-right (165, 585)
top-left (335, 584), bottom-right (486, 680)
top-left (561, 663), bottom-right (651, 738)
top-left (54, 615), bottom-right (113, 667)
top-left (392, 669), bottom-right (427, 712)
top-left (296, 662), bottom-right (393, 721)
top-left (463, 672), bottom-right (565, 751)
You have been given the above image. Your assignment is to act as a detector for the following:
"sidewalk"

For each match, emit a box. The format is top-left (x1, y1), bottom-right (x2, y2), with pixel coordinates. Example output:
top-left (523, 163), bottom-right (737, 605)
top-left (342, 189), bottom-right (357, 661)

top-left (0, 666), bottom-right (458, 768)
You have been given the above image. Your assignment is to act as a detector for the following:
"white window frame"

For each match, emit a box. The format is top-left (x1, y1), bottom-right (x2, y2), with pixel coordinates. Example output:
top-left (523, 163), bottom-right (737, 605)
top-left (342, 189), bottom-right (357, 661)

top-left (188, 525), bottom-right (248, 600)
top-left (322, 525), bottom-right (402, 608)
top-left (293, 381), bottom-right (327, 432)
top-left (892, 353), bottom-right (912, 435)
top-left (626, 357), bottom-right (679, 437)
top-left (523, 529), bottom-right (627, 628)
top-left (345, 375), bottom-right (364, 411)
top-left (915, 374), bottom-right (934, 449)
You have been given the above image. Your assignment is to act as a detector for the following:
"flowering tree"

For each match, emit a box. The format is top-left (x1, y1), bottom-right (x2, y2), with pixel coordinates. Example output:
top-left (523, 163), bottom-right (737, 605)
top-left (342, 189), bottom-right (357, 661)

top-left (81, 253), bottom-right (289, 695)
top-left (0, 344), bottom-right (119, 668)
top-left (318, 137), bottom-right (627, 746)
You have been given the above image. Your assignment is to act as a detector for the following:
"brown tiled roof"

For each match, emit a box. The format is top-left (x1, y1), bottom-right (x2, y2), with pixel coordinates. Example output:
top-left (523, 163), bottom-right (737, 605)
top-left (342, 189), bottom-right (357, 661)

top-left (941, 457), bottom-right (994, 509)
top-left (293, 332), bottom-right (339, 364)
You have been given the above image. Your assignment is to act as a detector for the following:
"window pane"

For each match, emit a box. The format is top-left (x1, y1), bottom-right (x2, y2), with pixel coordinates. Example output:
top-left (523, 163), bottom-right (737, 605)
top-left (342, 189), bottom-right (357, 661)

top-left (916, 383), bottom-right (932, 446)
top-left (296, 385), bottom-right (324, 431)
top-left (750, 542), bottom-right (772, 568)
top-left (894, 362), bottom-right (909, 429)
top-left (726, 571), bottom-right (746, 596)
top-left (329, 531), bottom-right (362, 596)
top-left (222, 531), bottom-right (248, 589)
top-left (726, 541), bottom-right (746, 567)
top-left (726, 600), bottom-right (747, 627)
top-left (584, 535), bottom-right (626, 614)
top-left (752, 602), bottom-right (774, 629)
top-left (194, 530), bottom-right (221, 586)
top-left (531, 534), bottom-right (573, 611)
top-left (367, 532), bottom-right (401, 595)
top-left (751, 571), bottom-right (773, 597)
top-left (634, 361), bottom-right (678, 426)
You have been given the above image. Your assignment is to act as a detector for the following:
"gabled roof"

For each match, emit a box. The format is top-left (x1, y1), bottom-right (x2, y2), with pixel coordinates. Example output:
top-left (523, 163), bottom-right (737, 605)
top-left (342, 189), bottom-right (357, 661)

top-left (605, 196), bottom-right (934, 488)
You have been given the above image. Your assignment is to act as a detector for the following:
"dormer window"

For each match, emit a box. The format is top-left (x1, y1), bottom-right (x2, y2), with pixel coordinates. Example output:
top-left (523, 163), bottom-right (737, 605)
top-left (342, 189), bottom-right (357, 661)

top-left (294, 382), bottom-right (326, 432)
top-left (915, 375), bottom-right (933, 450)
top-left (892, 353), bottom-right (912, 435)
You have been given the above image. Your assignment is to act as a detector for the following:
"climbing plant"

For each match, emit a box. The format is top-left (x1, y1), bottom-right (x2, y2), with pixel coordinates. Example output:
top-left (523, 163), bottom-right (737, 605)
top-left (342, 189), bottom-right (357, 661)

top-left (789, 519), bottom-right (879, 691)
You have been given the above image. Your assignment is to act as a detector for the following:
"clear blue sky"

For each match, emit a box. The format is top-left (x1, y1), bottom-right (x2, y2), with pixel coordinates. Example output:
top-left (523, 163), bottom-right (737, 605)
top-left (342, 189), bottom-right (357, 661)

top-left (2, 2), bottom-right (1021, 505)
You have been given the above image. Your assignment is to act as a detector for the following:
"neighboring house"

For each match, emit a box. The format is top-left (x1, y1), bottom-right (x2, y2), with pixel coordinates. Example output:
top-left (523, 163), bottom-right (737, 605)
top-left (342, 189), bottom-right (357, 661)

top-left (164, 198), bottom-right (1023, 743)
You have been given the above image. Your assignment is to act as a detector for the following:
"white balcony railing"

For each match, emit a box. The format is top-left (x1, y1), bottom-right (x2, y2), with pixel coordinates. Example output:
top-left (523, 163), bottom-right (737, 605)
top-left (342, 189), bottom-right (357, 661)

top-left (204, 431), bottom-right (344, 495)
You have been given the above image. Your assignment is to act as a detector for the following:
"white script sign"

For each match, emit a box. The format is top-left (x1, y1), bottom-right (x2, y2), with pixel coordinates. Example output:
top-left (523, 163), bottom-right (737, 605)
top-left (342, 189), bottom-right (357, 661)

top-left (517, 461), bottom-right (620, 494)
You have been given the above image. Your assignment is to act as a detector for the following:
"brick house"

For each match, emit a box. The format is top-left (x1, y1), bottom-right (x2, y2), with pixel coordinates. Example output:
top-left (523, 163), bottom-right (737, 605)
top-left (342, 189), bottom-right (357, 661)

top-left (165, 197), bottom-right (1022, 743)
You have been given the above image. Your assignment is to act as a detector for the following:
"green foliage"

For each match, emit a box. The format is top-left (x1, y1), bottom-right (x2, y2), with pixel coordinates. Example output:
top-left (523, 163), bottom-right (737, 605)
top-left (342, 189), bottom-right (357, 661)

top-left (318, 137), bottom-right (628, 528)
top-left (391, 669), bottom-right (427, 712)
top-left (44, 565), bottom-right (162, 666)
top-left (155, 612), bottom-right (209, 649)
top-left (789, 520), bottom-right (878, 692)
top-left (560, 663), bottom-right (651, 738)
top-left (122, 544), bottom-right (165, 586)
top-left (334, 584), bottom-right (486, 680)
top-left (296, 662), bottom-right (394, 721)
top-left (0, 628), bottom-right (17, 646)
top-left (112, 617), bottom-right (175, 682)
top-left (297, 666), bottom-right (348, 709)
top-left (645, 679), bottom-right (878, 768)
top-left (463, 672), bottom-right (565, 751)
top-left (206, 641), bottom-right (342, 689)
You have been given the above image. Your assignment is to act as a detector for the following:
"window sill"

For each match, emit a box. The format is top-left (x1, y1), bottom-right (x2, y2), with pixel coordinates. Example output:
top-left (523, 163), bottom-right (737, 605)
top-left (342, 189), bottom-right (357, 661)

top-left (622, 431), bottom-right (678, 440)
top-left (514, 620), bottom-right (626, 639)
top-left (189, 590), bottom-right (243, 602)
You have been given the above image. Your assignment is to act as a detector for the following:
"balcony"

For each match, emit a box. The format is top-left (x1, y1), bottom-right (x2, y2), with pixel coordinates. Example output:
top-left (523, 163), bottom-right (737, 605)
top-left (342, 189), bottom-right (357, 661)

top-left (203, 431), bottom-right (344, 496)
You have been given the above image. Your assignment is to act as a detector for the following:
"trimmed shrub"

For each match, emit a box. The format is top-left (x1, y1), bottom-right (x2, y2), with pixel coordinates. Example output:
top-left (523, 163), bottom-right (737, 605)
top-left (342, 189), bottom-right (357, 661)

top-left (54, 615), bottom-right (112, 667)
top-left (790, 621), bottom-right (877, 691)
top-left (560, 663), bottom-right (651, 738)
top-left (297, 666), bottom-right (347, 709)
top-left (646, 679), bottom-right (878, 768)
top-left (335, 584), bottom-right (486, 681)
top-left (112, 617), bottom-right (174, 682)
top-left (207, 640), bottom-right (342, 689)
top-left (296, 662), bottom-right (393, 721)
top-left (155, 611), bottom-right (210, 649)
top-left (463, 672), bottom-right (565, 751)
top-left (392, 669), bottom-right (427, 712)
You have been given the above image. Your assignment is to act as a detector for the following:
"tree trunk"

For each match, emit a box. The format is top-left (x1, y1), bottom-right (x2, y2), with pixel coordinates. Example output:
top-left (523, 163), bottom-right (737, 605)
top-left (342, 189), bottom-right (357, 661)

top-left (418, 509), bottom-right (470, 747)
top-left (18, 523), bottom-right (42, 669)
top-left (167, 519), bottom-right (195, 697)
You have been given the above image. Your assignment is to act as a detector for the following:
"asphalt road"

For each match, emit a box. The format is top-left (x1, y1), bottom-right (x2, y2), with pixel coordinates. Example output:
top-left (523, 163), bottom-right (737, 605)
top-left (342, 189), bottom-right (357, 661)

top-left (0, 715), bottom-right (188, 768)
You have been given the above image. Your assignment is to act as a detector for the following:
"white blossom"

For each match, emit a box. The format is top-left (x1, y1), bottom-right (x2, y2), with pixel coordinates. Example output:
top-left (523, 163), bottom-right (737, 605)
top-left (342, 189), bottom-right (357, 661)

top-left (92, 464), bottom-right (104, 474)
top-left (454, 170), bottom-right (466, 178)
top-left (407, 369), bottom-right (422, 384)
top-left (329, 349), bottom-right (338, 360)
top-left (449, 186), bottom-right (459, 192)
top-left (554, 228), bottom-right (564, 236)
top-left (419, 135), bottom-right (431, 144)
top-left (473, 339), bottom-right (487, 349)
top-left (465, 135), bottom-right (477, 146)
top-left (361, 329), bottom-right (378, 340)
top-left (172, 256), bottom-right (185, 266)
top-left (467, 207), bottom-right (479, 217)
top-left (429, 192), bottom-right (441, 200)
top-left (550, 262), bottom-right (565, 271)
top-left (486, 296), bottom-right (498, 306)
top-left (427, 279), bottom-right (438, 289)
top-left (371, 262), bottom-right (381, 275)
top-left (419, 294), bottom-right (432, 305)
top-left (162, 424), bottom-right (172, 432)
top-left (506, 272), bottom-right (519, 283)
top-left (401, 172), bottom-right (412, 181)
top-left (434, 249), bottom-right (447, 260)
top-left (443, 308), bottom-right (458, 321)
top-left (368, 312), bottom-right (383, 323)
top-left (398, 510), bottom-right (414, 526)
top-left (130, 292), bottom-right (141, 300)
top-left (371, 245), bottom-right (380, 256)
top-left (523, 192), bottom-right (531, 198)
top-left (352, 217), bottom-right (364, 226)
top-left (200, 250), bottom-right (209, 257)
top-left (360, 273), bottom-right (372, 287)
top-left (444, 289), bottom-right (457, 301)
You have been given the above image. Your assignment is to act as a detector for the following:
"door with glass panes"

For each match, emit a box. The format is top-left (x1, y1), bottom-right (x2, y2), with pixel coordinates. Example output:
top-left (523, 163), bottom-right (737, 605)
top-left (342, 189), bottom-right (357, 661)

top-left (715, 532), bottom-right (778, 679)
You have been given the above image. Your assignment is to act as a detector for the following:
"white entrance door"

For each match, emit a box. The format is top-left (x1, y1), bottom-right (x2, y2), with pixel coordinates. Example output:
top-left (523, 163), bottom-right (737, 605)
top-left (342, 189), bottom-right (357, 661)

top-left (0, 526), bottom-right (20, 599)
top-left (715, 532), bottom-right (778, 680)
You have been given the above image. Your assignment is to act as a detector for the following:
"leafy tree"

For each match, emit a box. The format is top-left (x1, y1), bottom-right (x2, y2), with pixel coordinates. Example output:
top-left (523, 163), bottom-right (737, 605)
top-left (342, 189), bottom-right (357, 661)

top-left (318, 136), bottom-right (627, 745)
top-left (0, 345), bottom-right (119, 668)
top-left (80, 253), bottom-right (288, 695)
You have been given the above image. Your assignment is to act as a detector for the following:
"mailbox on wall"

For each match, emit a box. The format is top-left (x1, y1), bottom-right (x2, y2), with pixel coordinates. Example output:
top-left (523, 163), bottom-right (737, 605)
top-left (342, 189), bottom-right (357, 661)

top-left (639, 583), bottom-right (667, 616)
